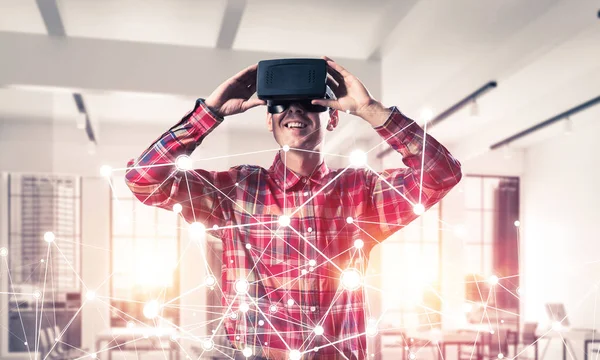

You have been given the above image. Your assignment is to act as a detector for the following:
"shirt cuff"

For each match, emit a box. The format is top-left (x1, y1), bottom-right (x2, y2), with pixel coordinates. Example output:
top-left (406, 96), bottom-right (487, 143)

top-left (372, 106), bottom-right (414, 146)
top-left (187, 98), bottom-right (224, 133)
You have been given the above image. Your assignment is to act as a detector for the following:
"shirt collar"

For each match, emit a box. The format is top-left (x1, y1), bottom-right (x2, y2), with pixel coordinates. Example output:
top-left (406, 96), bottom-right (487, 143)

top-left (268, 151), bottom-right (330, 190)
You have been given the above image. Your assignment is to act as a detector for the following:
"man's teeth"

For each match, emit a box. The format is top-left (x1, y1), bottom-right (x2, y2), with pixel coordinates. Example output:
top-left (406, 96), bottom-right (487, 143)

top-left (285, 122), bottom-right (306, 128)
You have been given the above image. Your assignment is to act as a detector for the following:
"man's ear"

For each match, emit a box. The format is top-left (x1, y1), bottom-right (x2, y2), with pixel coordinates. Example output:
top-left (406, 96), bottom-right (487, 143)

top-left (327, 109), bottom-right (339, 131)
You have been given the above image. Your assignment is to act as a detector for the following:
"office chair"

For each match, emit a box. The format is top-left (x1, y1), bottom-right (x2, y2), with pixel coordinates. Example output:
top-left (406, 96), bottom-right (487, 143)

top-left (507, 322), bottom-right (538, 360)
top-left (457, 329), bottom-right (509, 360)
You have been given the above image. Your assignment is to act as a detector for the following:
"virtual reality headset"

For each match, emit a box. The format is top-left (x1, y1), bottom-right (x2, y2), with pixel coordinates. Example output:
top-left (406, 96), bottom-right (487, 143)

top-left (256, 58), bottom-right (336, 114)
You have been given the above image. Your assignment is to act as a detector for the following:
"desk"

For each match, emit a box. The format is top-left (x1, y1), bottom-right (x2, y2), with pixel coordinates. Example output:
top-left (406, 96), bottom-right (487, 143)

top-left (538, 329), bottom-right (598, 360)
top-left (404, 330), bottom-right (485, 360)
top-left (95, 327), bottom-right (179, 360)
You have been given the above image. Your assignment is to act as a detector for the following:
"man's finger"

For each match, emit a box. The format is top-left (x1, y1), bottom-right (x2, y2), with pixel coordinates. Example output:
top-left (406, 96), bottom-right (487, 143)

top-left (311, 98), bottom-right (340, 110)
top-left (327, 64), bottom-right (345, 86)
top-left (325, 58), bottom-right (351, 80)
top-left (231, 63), bottom-right (258, 84)
top-left (242, 98), bottom-right (267, 112)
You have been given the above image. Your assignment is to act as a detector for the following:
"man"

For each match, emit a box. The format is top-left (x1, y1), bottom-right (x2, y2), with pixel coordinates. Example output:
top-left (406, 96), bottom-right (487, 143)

top-left (125, 56), bottom-right (462, 360)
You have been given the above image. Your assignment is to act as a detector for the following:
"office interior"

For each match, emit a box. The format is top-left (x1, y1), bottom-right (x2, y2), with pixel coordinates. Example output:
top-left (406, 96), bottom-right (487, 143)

top-left (0, 1), bottom-right (599, 359)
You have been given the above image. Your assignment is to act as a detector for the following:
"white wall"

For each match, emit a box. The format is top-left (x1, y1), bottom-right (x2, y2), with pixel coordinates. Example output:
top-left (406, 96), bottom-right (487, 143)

top-left (519, 116), bottom-right (600, 359)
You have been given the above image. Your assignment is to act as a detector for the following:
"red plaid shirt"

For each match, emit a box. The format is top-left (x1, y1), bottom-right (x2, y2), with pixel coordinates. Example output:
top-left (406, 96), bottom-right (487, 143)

top-left (125, 99), bottom-right (462, 360)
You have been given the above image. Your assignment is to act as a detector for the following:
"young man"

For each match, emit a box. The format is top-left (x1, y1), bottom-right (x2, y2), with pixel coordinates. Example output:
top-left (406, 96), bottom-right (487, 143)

top-left (125, 56), bottom-right (462, 360)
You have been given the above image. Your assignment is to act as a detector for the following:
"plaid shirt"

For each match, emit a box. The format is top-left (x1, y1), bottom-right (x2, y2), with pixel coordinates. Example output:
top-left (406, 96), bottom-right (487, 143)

top-left (125, 99), bottom-right (462, 360)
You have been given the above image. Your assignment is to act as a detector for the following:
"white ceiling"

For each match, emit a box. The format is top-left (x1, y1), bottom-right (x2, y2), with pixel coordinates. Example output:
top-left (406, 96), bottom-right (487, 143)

top-left (0, 0), bottom-right (598, 155)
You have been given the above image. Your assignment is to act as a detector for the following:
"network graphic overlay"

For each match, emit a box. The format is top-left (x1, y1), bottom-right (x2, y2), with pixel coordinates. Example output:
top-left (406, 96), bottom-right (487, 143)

top-left (2, 107), bottom-right (587, 360)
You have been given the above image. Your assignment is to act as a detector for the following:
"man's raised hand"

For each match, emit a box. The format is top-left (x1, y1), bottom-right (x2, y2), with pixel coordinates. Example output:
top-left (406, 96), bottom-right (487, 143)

top-left (311, 56), bottom-right (383, 119)
top-left (205, 64), bottom-right (267, 118)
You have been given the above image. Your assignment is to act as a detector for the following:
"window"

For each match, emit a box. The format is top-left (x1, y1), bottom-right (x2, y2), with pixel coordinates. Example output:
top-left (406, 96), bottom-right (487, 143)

top-left (380, 203), bottom-right (442, 330)
top-left (463, 175), bottom-right (520, 328)
top-left (5, 173), bottom-right (82, 353)
top-left (109, 177), bottom-right (181, 327)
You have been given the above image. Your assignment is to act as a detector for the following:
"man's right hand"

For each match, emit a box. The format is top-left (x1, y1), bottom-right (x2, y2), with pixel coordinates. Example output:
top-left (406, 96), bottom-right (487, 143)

top-left (204, 63), bottom-right (266, 118)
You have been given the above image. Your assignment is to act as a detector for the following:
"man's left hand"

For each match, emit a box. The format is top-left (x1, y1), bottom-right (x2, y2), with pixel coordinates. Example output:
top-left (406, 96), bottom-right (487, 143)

top-left (311, 56), bottom-right (390, 125)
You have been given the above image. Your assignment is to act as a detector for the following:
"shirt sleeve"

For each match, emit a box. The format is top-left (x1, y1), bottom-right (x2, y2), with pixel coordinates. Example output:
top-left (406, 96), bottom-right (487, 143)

top-left (363, 106), bottom-right (463, 241)
top-left (124, 99), bottom-right (238, 228)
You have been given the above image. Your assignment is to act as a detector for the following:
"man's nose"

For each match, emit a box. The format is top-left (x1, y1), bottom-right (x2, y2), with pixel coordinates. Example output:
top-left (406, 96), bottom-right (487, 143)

top-left (287, 103), bottom-right (305, 113)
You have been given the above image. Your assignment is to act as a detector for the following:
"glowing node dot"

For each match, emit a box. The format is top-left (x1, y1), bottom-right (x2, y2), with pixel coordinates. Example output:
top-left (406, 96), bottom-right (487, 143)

top-left (235, 182), bottom-right (239, 186)
top-left (44, 231), bottom-right (55, 243)
top-left (230, 312), bottom-right (238, 319)
top-left (346, 216), bottom-right (354, 224)
top-left (308, 259), bottom-right (317, 267)
top-left (242, 347), bottom-right (253, 358)
top-left (213, 224), bottom-right (219, 230)
top-left (409, 353), bottom-right (416, 360)
top-left (289, 349), bottom-right (301, 360)
top-left (498, 353), bottom-right (504, 359)
top-left (366, 324), bottom-right (378, 337)
top-left (205, 275), bottom-right (216, 287)
top-left (258, 320), bottom-right (265, 326)
top-left (310, 306), bottom-right (316, 312)
top-left (0, 247), bottom-right (8, 257)
top-left (514, 220), bottom-right (521, 227)
top-left (127, 321), bottom-right (135, 328)
top-left (301, 269), bottom-right (308, 275)
top-left (413, 204), bottom-right (425, 215)
top-left (41, 259), bottom-right (45, 263)
top-left (354, 239), bottom-right (364, 249)
top-left (490, 330), bottom-right (495, 334)
top-left (239, 302), bottom-right (250, 313)
top-left (202, 339), bottom-right (214, 351)
top-left (463, 303), bottom-right (473, 313)
top-left (172, 203), bottom-right (182, 213)
top-left (278, 215), bottom-right (291, 227)
top-left (552, 321), bottom-right (562, 331)
top-left (287, 299), bottom-right (294, 307)
top-left (90, 353), bottom-right (98, 359)
top-left (269, 305), bottom-right (278, 313)
top-left (189, 222), bottom-right (206, 236)
top-left (282, 145), bottom-right (290, 152)
top-left (454, 224), bottom-right (467, 238)
top-left (488, 275), bottom-right (499, 286)
top-left (309, 267), bottom-right (314, 272)
top-left (501, 319), bottom-right (505, 324)
top-left (143, 300), bottom-right (161, 319)
top-left (33, 290), bottom-right (42, 299)
top-left (314, 326), bottom-right (324, 336)
top-left (100, 165), bottom-right (112, 177)
top-left (85, 291), bottom-right (96, 300)
top-left (341, 268), bottom-right (363, 291)
top-left (236, 336), bottom-right (240, 340)
top-left (24, 342), bottom-right (28, 346)
top-left (175, 155), bottom-right (193, 171)
top-left (307, 227), bottom-right (312, 232)
top-left (420, 108), bottom-right (434, 123)
top-left (235, 279), bottom-right (250, 295)
top-left (349, 150), bottom-right (367, 167)
top-left (245, 243), bottom-right (251, 250)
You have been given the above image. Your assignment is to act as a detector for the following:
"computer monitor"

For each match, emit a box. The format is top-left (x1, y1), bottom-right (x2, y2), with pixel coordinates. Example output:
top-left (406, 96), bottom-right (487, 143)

top-left (545, 303), bottom-right (570, 327)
